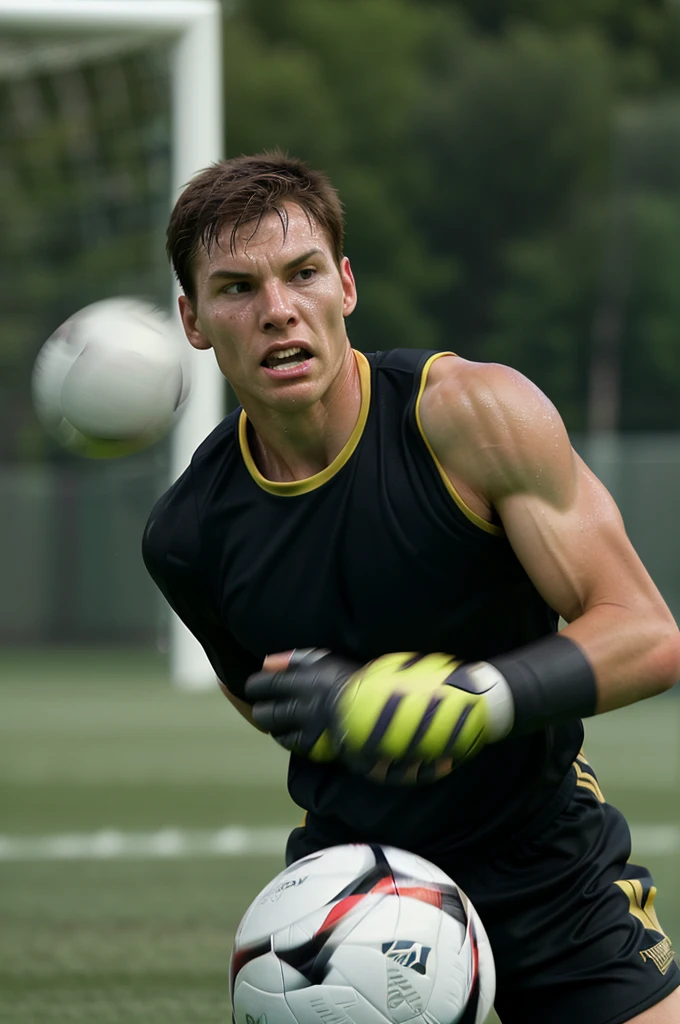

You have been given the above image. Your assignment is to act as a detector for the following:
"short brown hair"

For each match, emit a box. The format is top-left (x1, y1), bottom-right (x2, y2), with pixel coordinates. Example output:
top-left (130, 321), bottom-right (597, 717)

top-left (166, 149), bottom-right (345, 300)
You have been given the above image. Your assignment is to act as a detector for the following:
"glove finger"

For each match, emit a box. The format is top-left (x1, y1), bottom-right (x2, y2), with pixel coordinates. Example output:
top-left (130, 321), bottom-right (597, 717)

top-left (245, 670), bottom-right (298, 702)
top-left (251, 699), bottom-right (304, 734)
top-left (381, 756), bottom-right (455, 785)
top-left (343, 752), bottom-right (455, 787)
top-left (288, 647), bottom-right (330, 668)
top-left (271, 731), bottom-right (301, 753)
top-left (415, 757), bottom-right (454, 784)
top-left (271, 729), bottom-right (336, 761)
top-left (359, 758), bottom-right (422, 786)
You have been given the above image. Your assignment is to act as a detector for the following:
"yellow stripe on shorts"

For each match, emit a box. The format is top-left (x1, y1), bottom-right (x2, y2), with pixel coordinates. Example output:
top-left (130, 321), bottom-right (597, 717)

top-left (573, 750), bottom-right (606, 803)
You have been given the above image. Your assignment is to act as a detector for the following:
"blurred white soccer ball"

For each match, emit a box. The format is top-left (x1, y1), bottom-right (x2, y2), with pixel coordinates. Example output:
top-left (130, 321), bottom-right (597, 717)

top-left (231, 844), bottom-right (495, 1024)
top-left (31, 297), bottom-right (190, 457)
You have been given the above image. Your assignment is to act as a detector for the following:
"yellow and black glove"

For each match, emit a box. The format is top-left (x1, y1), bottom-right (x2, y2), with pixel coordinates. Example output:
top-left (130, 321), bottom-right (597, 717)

top-left (245, 648), bottom-right (515, 782)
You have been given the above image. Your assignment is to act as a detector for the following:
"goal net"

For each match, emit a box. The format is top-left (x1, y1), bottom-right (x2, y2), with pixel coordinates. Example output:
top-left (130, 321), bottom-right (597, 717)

top-left (0, 1), bottom-right (224, 688)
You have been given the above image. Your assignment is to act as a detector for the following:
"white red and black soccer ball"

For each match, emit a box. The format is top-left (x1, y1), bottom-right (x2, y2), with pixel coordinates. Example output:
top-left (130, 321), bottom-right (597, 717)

top-left (31, 296), bottom-right (190, 458)
top-left (230, 843), bottom-right (495, 1024)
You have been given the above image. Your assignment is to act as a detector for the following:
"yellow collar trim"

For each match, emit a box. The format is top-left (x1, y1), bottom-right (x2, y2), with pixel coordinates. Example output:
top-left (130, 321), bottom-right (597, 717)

top-left (238, 349), bottom-right (371, 496)
top-left (415, 352), bottom-right (504, 536)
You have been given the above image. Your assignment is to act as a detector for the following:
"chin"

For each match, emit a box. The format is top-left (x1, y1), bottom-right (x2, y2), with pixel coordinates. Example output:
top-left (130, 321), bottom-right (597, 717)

top-left (265, 380), bottom-right (321, 409)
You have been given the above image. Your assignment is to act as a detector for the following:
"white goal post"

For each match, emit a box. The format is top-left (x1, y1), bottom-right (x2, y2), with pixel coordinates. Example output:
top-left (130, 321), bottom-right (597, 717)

top-left (0, 0), bottom-right (224, 689)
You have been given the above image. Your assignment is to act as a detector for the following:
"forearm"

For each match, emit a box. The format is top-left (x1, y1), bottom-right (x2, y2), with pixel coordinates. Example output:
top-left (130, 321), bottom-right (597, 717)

top-left (559, 604), bottom-right (680, 714)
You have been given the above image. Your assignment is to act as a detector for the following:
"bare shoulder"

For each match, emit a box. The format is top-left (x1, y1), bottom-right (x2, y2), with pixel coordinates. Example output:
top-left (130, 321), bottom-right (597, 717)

top-left (419, 354), bottom-right (576, 505)
top-left (421, 354), bottom-right (560, 441)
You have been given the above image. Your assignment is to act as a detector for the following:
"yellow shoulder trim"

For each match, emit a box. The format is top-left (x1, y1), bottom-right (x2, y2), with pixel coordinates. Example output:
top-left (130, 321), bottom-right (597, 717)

top-left (239, 349), bottom-right (371, 496)
top-left (415, 352), bottom-right (503, 537)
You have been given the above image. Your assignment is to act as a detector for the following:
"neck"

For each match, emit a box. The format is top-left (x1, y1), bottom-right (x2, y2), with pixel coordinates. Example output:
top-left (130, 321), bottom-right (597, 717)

top-left (244, 349), bottom-right (362, 482)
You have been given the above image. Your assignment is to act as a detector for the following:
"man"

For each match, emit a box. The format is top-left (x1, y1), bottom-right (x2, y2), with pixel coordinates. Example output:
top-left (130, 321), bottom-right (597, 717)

top-left (143, 150), bottom-right (680, 1023)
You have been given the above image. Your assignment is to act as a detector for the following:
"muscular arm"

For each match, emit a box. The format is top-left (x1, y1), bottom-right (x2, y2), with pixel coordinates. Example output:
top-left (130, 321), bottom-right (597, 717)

top-left (419, 356), bottom-right (680, 713)
top-left (246, 358), bottom-right (679, 776)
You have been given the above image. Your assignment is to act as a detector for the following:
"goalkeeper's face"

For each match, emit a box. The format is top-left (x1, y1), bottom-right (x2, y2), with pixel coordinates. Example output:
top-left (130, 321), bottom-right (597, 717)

top-left (178, 204), bottom-right (357, 413)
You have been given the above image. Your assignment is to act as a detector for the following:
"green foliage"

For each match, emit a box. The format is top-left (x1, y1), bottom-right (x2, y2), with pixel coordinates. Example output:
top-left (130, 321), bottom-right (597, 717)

top-left (444, 0), bottom-right (677, 89)
top-left (484, 209), bottom-right (604, 428)
top-left (620, 194), bottom-right (680, 429)
top-left (414, 26), bottom-right (614, 359)
top-left (223, 0), bottom-right (454, 352)
top-left (222, 0), bottom-right (680, 429)
top-left (4, 0), bottom-right (680, 457)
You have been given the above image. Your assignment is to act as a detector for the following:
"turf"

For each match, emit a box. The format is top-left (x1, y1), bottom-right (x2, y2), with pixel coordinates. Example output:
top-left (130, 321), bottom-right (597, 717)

top-left (1, 650), bottom-right (678, 1023)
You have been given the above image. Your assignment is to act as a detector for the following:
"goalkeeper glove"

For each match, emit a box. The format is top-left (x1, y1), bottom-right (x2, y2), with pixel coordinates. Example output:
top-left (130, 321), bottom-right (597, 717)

top-left (245, 648), bottom-right (360, 763)
top-left (245, 648), bottom-right (514, 778)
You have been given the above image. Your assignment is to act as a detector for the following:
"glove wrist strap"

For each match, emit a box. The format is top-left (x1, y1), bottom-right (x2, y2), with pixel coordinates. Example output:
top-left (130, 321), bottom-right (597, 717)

top-left (487, 634), bottom-right (597, 737)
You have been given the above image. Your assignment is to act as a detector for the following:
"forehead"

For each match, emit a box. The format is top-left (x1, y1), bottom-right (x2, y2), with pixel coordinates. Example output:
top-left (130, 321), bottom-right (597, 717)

top-left (196, 203), bottom-right (331, 276)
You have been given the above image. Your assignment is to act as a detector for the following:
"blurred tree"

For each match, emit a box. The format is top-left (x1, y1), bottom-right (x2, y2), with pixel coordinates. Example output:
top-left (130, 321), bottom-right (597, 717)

top-left (413, 28), bottom-right (613, 367)
top-left (223, 0), bottom-right (457, 353)
top-left (225, 1), bottom-right (680, 429)
top-left (483, 208), bottom-right (603, 430)
top-left (441, 0), bottom-right (680, 90)
top-left (620, 194), bottom-right (680, 430)
top-left (5, 0), bottom-right (680, 461)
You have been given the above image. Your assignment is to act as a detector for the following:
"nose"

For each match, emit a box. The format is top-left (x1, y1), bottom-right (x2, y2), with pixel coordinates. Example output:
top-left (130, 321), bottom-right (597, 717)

top-left (259, 280), bottom-right (298, 333)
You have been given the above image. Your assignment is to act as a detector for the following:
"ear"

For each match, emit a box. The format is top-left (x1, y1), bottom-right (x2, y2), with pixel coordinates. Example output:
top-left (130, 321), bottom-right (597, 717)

top-left (178, 294), bottom-right (212, 351)
top-left (340, 257), bottom-right (357, 317)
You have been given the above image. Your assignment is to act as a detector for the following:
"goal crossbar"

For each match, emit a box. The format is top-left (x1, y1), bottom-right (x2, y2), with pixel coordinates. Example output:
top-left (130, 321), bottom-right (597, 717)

top-left (0, 0), bottom-right (217, 33)
top-left (0, 0), bottom-right (224, 689)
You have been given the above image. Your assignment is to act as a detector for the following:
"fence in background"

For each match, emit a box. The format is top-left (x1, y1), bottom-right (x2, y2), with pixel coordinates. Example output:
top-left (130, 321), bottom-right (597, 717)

top-left (1, 453), bottom-right (164, 644)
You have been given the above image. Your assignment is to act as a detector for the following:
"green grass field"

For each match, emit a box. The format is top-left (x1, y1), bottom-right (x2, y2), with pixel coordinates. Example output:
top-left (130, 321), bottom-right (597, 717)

top-left (1, 650), bottom-right (678, 1023)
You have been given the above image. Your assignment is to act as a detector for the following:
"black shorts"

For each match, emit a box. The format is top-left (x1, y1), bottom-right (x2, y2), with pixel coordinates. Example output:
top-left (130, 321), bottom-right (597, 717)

top-left (286, 757), bottom-right (679, 1024)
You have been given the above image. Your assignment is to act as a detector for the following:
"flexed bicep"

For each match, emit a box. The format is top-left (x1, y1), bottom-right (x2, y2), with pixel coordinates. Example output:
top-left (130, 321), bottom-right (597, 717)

top-left (420, 357), bottom-right (680, 713)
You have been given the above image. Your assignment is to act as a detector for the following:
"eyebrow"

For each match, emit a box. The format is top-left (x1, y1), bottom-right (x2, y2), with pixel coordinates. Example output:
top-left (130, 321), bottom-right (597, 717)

top-left (208, 248), bottom-right (324, 281)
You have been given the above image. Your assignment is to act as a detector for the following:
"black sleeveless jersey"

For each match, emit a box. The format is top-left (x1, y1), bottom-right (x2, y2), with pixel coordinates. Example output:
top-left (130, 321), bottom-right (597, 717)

top-left (143, 349), bottom-right (583, 863)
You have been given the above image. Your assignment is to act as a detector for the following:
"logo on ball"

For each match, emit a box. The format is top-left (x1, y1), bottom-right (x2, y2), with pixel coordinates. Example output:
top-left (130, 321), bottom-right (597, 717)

top-left (382, 939), bottom-right (431, 975)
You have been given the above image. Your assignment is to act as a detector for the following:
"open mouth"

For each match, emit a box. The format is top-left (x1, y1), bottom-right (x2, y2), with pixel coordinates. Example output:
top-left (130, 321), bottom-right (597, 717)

top-left (262, 346), bottom-right (312, 370)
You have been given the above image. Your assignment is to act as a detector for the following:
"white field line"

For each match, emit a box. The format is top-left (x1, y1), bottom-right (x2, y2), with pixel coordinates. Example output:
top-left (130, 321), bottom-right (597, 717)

top-left (0, 826), bottom-right (290, 861)
top-left (0, 824), bottom-right (676, 862)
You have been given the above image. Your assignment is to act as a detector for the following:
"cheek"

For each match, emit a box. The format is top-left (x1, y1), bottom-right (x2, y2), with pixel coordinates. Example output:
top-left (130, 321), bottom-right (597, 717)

top-left (298, 283), bottom-right (345, 327)
top-left (219, 305), bottom-right (252, 328)
top-left (200, 304), bottom-right (249, 345)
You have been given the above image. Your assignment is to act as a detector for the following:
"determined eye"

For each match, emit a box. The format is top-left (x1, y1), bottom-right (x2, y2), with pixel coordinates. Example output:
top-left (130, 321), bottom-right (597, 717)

top-left (294, 268), bottom-right (316, 282)
top-left (222, 281), bottom-right (252, 295)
